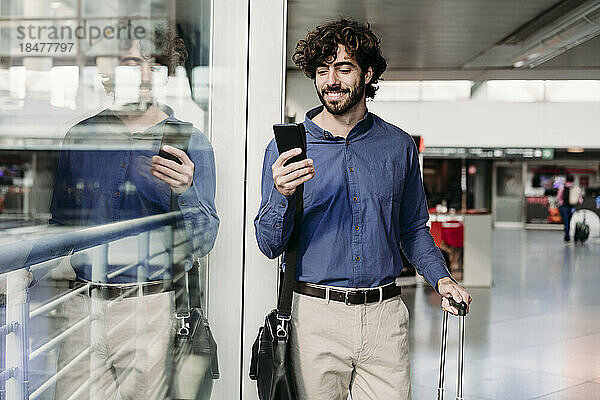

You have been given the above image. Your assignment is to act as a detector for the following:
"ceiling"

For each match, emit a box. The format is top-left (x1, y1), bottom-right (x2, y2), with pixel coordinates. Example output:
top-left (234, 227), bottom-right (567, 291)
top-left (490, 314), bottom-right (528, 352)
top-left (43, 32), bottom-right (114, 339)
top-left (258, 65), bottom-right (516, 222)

top-left (286, 0), bottom-right (600, 80)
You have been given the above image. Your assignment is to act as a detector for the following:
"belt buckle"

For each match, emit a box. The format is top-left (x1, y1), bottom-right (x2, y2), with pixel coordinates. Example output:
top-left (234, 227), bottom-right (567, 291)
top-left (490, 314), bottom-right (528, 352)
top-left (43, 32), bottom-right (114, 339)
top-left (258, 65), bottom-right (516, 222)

top-left (344, 290), bottom-right (367, 305)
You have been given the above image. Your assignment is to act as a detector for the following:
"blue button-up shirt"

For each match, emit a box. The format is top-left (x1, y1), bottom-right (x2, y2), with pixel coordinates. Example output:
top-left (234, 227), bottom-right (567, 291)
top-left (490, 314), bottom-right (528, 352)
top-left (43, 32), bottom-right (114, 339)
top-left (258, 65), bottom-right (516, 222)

top-left (49, 105), bottom-right (219, 283)
top-left (254, 106), bottom-right (451, 289)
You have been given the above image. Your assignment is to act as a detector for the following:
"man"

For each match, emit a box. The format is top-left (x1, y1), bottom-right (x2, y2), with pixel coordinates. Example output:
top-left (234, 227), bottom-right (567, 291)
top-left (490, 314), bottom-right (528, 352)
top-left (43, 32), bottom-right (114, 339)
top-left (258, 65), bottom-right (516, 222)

top-left (47, 25), bottom-right (218, 400)
top-left (254, 19), bottom-right (471, 399)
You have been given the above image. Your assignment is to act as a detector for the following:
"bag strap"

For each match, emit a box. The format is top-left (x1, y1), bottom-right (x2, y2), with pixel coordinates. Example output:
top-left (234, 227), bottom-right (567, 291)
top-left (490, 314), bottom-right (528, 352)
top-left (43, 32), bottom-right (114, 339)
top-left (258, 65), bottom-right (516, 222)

top-left (169, 121), bottom-right (197, 319)
top-left (174, 256), bottom-right (203, 317)
top-left (187, 259), bottom-right (202, 309)
top-left (276, 123), bottom-right (306, 319)
top-left (173, 253), bottom-right (191, 318)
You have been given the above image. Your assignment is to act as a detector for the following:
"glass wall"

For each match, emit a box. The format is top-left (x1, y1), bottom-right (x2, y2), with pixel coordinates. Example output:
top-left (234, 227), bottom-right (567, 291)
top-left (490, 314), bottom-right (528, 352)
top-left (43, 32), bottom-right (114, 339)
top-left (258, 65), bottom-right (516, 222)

top-left (0, 1), bottom-right (232, 399)
top-left (1, 0), bottom-right (288, 398)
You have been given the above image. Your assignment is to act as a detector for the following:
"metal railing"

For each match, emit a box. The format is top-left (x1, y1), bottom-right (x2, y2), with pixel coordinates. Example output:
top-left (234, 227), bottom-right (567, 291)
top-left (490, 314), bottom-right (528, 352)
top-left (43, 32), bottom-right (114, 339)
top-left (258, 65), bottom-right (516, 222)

top-left (0, 211), bottom-right (187, 400)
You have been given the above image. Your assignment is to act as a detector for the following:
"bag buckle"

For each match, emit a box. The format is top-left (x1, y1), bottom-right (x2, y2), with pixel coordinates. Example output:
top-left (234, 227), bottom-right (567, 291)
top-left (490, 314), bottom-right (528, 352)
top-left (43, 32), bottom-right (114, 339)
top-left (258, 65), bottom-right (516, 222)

top-left (276, 314), bottom-right (290, 339)
top-left (176, 312), bottom-right (190, 336)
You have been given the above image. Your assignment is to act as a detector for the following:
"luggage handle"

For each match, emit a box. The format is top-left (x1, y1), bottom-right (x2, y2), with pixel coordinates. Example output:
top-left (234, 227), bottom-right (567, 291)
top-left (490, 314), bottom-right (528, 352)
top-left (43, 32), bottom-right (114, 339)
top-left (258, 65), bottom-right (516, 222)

top-left (447, 297), bottom-right (468, 316)
top-left (437, 297), bottom-right (468, 400)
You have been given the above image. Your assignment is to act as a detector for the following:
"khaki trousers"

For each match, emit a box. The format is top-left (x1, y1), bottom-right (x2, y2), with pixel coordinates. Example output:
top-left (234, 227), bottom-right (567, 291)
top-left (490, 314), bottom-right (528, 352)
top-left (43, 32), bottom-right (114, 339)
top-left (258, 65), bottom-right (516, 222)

top-left (54, 289), bottom-right (175, 400)
top-left (290, 291), bottom-right (411, 400)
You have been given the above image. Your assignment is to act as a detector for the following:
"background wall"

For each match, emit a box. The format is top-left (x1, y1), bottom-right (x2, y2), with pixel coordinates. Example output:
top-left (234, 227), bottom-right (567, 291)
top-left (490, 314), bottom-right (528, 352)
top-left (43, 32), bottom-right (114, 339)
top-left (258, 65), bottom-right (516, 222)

top-left (286, 70), bottom-right (600, 148)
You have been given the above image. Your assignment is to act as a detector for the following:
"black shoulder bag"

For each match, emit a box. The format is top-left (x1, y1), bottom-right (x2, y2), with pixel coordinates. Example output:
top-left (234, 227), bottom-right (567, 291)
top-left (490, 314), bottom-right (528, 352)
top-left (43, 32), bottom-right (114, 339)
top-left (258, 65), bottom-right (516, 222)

top-left (249, 126), bottom-right (306, 400)
top-left (162, 121), bottom-right (219, 399)
top-left (170, 258), bottom-right (220, 399)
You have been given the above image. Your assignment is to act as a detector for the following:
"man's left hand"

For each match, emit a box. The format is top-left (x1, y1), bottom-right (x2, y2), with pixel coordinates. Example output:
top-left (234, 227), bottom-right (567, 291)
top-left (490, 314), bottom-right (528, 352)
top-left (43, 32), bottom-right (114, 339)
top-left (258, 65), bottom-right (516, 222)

top-left (437, 276), bottom-right (472, 316)
top-left (151, 145), bottom-right (194, 194)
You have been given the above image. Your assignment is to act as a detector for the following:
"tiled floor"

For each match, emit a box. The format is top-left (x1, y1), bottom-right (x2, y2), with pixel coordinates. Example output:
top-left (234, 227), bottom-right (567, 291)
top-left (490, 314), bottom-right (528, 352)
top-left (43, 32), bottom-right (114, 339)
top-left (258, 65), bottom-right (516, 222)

top-left (403, 228), bottom-right (600, 400)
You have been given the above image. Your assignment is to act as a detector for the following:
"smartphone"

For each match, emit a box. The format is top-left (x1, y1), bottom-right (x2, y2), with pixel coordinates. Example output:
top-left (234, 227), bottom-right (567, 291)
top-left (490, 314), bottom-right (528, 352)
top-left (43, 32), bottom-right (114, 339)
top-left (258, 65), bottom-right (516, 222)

top-left (159, 121), bottom-right (193, 164)
top-left (273, 123), bottom-right (306, 166)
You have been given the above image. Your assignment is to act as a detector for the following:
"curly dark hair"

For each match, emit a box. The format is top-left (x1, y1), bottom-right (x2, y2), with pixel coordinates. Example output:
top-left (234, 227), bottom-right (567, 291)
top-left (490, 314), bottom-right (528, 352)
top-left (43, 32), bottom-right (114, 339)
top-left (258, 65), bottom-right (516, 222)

top-left (118, 21), bottom-right (188, 76)
top-left (148, 25), bottom-right (188, 76)
top-left (292, 18), bottom-right (387, 99)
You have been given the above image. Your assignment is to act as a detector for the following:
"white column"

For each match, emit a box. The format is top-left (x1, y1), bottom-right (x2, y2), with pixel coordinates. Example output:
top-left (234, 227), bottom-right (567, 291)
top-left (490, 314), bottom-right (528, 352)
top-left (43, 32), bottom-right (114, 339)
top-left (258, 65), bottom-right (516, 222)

top-left (208, 0), bottom-right (286, 399)
top-left (207, 0), bottom-right (250, 398)
top-left (242, 0), bottom-right (288, 399)
top-left (208, 0), bottom-right (287, 397)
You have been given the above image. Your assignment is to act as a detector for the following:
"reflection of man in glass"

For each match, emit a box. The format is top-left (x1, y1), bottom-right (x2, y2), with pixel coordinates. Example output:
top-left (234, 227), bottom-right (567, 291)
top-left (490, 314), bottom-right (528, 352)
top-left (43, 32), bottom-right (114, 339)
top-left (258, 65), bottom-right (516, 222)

top-left (47, 24), bottom-right (218, 400)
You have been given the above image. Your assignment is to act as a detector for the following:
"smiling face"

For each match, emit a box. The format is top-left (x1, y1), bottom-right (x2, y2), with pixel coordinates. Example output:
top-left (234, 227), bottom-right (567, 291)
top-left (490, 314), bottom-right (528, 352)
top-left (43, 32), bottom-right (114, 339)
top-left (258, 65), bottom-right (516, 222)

top-left (314, 44), bottom-right (372, 116)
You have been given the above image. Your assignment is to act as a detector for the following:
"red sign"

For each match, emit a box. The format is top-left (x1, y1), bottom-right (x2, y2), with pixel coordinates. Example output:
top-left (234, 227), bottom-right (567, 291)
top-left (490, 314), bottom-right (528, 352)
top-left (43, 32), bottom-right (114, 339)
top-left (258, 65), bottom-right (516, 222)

top-left (527, 197), bottom-right (548, 205)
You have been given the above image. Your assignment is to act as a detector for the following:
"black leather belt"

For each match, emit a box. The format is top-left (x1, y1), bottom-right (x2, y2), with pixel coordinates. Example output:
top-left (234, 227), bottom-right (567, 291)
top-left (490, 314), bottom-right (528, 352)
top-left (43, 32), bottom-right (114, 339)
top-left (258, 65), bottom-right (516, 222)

top-left (294, 282), bottom-right (401, 305)
top-left (86, 281), bottom-right (169, 300)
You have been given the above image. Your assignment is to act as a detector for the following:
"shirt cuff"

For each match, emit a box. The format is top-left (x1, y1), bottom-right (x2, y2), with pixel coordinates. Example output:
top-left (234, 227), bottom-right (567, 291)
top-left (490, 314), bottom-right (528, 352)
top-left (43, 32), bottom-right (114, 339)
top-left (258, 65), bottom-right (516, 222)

top-left (267, 186), bottom-right (293, 218)
top-left (425, 267), bottom-right (455, 294)
top-left (174, 183), bottom-right (198, 209)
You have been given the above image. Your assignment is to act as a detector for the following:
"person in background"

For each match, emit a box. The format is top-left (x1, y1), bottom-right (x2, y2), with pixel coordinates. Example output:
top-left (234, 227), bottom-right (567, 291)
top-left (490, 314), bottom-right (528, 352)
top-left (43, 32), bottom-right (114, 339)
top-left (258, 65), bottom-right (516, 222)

top-left (254, 18), bottom-right (471, 400)
top-left (557, 174), bottom-right (583, 242)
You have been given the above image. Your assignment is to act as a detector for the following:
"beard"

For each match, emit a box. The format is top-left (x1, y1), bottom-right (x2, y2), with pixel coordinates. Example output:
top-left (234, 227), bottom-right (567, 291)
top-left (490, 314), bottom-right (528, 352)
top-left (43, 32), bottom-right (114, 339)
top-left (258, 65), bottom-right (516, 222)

top-left (316, 74), bottom-right (366, 116)
top-left (110, 80), bottom-right (155, 114)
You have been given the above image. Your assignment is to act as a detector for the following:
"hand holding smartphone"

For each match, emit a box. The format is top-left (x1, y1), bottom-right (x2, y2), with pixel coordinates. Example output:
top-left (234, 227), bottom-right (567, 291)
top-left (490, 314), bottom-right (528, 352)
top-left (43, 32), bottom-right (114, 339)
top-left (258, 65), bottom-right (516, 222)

top-left (159, 121), bottom-right (193, 164)
top-left (273, 123), bottom-right (306, 165)
top-left (151, 120), bottom-right (195, 195)
top-left (272, 123), bottom-right (314, 196)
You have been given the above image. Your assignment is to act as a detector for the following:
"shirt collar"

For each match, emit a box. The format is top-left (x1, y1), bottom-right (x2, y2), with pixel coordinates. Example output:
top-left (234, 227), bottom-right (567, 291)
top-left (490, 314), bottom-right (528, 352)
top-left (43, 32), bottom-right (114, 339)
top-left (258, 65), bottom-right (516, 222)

top-left (303, 105), bottom-right (373, 142)
top-left (156, 103), bottom-right (177, 123)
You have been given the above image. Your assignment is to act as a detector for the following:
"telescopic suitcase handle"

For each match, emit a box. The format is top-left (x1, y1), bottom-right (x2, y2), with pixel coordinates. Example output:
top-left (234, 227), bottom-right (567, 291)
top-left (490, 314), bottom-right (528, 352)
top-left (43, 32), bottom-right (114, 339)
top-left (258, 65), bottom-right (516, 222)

top-left (437, 297), bottom-right (468, 400)
top-left (447, 297), bottom-right (468, 316)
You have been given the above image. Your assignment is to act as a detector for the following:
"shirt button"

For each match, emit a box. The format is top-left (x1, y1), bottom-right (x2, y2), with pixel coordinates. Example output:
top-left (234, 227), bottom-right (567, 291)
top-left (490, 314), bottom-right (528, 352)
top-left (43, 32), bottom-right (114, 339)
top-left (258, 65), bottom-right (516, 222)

top-left (353, 196), bottom-right (358, 202)
top-left (349, 168), bottom-right (354, 172)
top-left (121, 163), bottom-right (126, 168)
top-left (355, 225), bottom-right (360, 231)
top-left (280, 202), bottom-right (286, 207)
top-left (355, 256), bottom-right (360, 261)
top-left (181, 200), bottom-right (186, 205)
top-left (276, 223), bottom-right (282, 229)
top-left (115, 192), bottom-right (120, 197)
